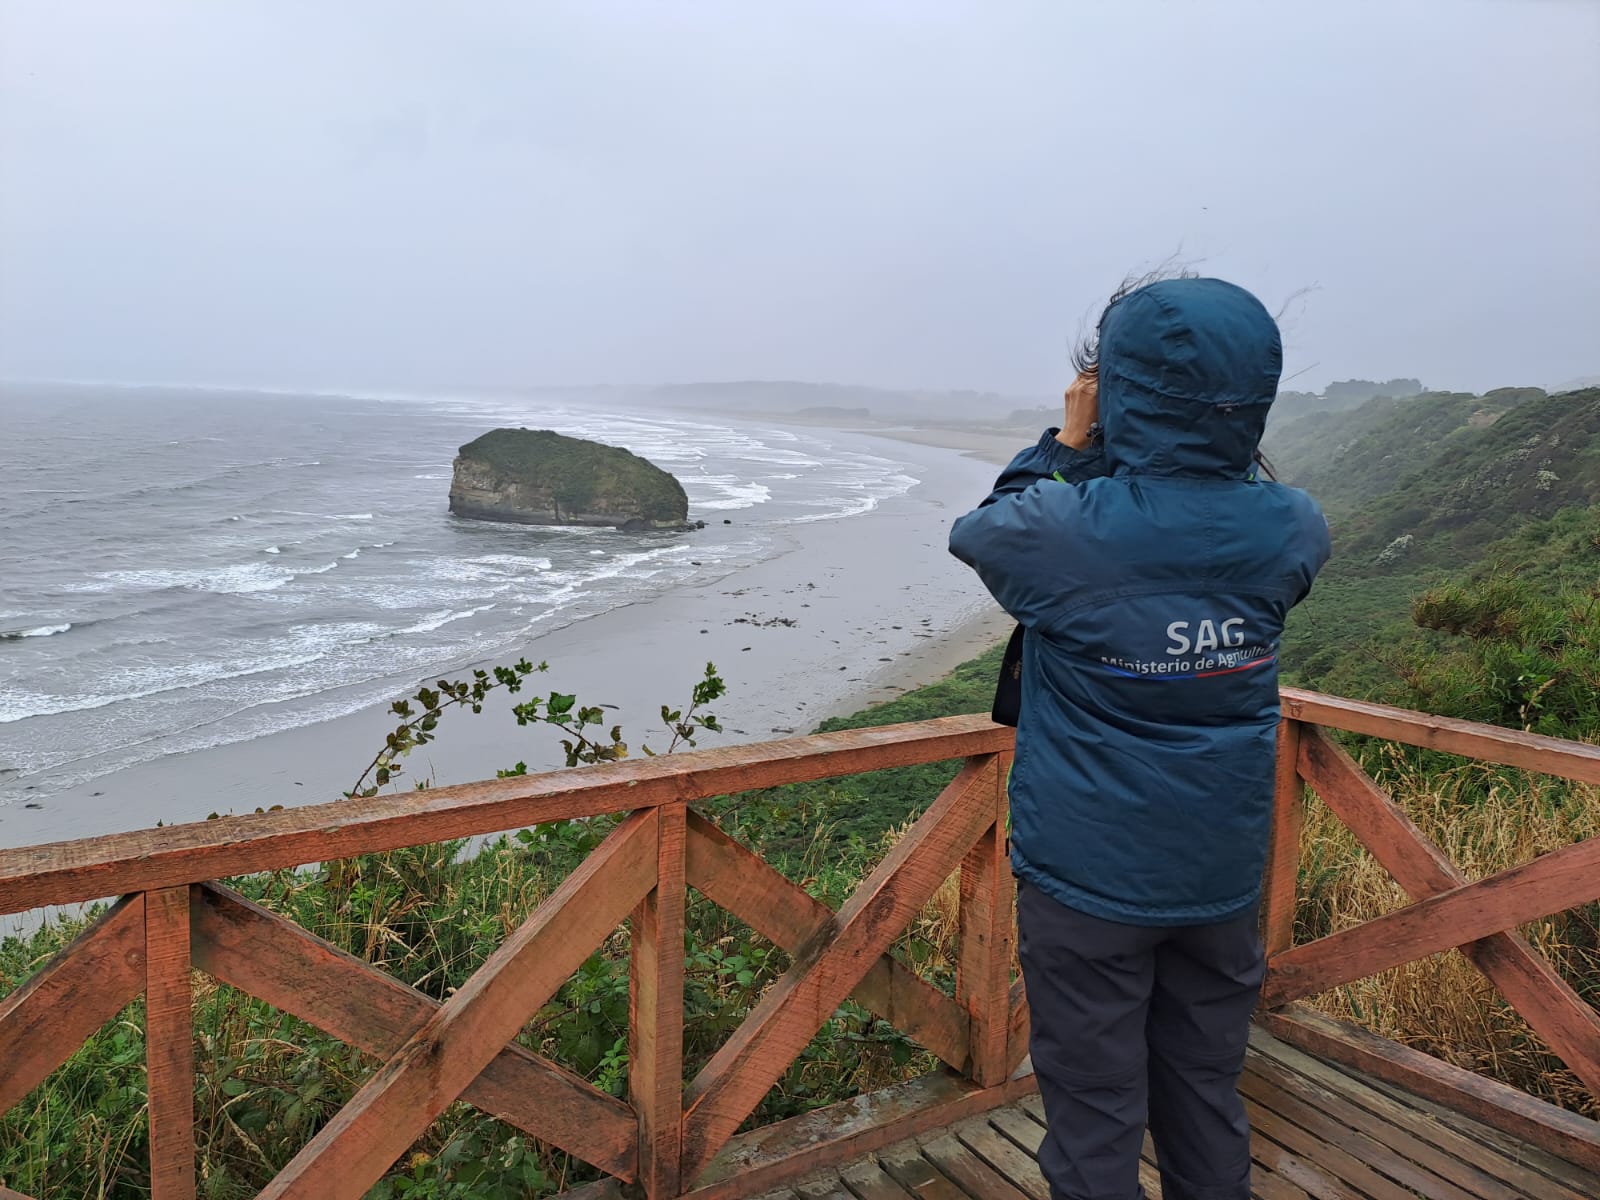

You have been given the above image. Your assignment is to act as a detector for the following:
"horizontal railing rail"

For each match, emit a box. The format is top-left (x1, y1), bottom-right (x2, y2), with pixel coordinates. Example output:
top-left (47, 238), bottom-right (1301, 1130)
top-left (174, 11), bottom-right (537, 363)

top-left (1, 689), bottom-right (1597, 1198)
top-left (1280, 687), bottom-right (1600, 784)
top-left (0, 713), bottom-right (1013, 916)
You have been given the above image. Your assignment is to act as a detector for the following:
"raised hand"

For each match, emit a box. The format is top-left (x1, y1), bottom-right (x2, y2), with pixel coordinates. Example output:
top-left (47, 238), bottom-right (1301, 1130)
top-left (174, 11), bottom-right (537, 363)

top-left (1056, 371), bottom-right (1099, 450)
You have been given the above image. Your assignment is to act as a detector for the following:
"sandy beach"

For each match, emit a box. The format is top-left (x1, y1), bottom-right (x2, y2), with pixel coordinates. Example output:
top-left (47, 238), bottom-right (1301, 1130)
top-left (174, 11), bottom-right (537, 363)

top-left (723, 409), bottom-right (1027, 468)
top-left (1, 426), bottom-right (1024, 851)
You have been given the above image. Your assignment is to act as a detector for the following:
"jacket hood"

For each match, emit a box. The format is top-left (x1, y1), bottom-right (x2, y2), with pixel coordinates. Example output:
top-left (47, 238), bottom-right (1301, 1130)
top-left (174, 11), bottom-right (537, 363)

top-left (1097, 278), bottom-right (1282, 477)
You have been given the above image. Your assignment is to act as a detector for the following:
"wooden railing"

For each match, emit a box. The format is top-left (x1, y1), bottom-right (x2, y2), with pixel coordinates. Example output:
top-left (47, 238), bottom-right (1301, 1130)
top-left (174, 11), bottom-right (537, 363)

top-left (1259, 689), bottom-right (1600, 1171)
top-left (1, 692), bottom-right (1598, 1198)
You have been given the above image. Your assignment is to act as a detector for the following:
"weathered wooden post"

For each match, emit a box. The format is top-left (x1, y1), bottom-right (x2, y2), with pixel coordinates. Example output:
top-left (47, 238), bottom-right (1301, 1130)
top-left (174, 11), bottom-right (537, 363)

top-left (958, 752), bottom-right (1015, 1087)
top-left (631, 800), bottom-right (688, 1196)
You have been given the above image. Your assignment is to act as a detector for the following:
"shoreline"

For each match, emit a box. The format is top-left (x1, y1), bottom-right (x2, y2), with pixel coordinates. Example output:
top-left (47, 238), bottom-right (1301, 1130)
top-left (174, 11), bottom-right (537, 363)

top-left (685, 406), bottom-right (1033, 468)
top-left (1, 428), bottom-right (1013, 848)
top-left (0, 603), bottom-right (1011, 941)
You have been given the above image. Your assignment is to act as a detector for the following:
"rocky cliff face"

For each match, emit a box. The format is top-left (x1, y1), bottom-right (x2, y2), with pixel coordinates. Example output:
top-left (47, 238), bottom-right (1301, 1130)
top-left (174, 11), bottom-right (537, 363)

top-left (448, 428), bottom-right (692, 529)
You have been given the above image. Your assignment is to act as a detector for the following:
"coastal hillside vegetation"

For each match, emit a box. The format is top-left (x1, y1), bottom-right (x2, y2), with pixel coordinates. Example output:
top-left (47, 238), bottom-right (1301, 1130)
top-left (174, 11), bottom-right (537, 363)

top-left (1274, 386), bottom-right (1600, 676)
top-left (3, 384), bottom-right (1599, 1196)
top-left (1264, 387), bottom-right (1538, 520)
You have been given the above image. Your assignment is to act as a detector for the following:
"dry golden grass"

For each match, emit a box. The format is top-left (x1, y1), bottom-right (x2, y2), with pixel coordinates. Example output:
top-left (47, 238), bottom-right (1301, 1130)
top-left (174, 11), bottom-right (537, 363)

top-left (1296, 745), bottom-right (1600, 1117)
top-left (879, 819), bottom-right (1020, 991)
top-left (923, 867), bottom-right (965, 963)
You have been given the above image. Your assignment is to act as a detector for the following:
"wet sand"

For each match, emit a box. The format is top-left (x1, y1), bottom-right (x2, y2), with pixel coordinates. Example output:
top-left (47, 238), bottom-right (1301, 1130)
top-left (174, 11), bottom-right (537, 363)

top-left (705, 408), bottom-right (1032, 468)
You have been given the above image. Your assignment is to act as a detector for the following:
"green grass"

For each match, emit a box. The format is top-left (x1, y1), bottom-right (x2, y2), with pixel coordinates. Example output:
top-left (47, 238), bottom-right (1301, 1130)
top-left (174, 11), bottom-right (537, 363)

top-left (710, 642), bottom-right (1006, 857)
top-left (1283, 501), bottom-right (1600, 704)
top-left (1273, 383), bottom-right (1600, 697)
top-left (1267, 387), bottom-right (1600, 570)
top-left (1263, 387), bottom-right (1542, 519)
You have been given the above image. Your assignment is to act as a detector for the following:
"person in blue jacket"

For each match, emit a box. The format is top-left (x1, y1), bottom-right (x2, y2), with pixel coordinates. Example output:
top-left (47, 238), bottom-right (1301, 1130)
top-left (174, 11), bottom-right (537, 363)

top-left (950, 275), bottom-right (1329, 1200)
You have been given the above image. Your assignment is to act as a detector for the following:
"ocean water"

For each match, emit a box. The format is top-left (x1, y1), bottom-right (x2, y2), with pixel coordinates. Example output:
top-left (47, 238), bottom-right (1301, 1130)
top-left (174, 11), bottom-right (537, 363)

top-left (0, 384), bottom-right (919, 805)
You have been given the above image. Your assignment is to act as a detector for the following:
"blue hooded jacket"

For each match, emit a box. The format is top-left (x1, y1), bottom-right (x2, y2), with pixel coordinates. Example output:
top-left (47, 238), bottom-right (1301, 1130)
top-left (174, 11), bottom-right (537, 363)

top-left (950, 278), bottom-right (1330, 926)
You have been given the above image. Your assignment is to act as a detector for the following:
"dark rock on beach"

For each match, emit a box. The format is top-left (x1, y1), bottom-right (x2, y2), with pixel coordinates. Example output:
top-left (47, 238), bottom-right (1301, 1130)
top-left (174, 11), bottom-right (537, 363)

top-left (449, 427), bottom-right (694, 530)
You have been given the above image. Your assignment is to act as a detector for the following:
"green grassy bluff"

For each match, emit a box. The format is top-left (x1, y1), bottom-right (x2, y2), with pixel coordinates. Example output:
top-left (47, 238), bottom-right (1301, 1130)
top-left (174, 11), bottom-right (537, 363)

top-left (449, 428), bottom-right (692, 530)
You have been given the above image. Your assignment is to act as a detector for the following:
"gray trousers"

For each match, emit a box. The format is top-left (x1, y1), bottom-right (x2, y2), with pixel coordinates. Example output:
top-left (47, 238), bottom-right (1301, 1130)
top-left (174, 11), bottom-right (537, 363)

top-left (1016, 879), bottom-right (1264, 1200)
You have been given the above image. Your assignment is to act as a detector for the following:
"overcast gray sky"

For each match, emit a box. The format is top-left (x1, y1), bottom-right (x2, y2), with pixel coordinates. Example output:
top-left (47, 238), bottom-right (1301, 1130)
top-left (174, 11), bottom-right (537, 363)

top-left (2, 1), bottom-right (1596, 398)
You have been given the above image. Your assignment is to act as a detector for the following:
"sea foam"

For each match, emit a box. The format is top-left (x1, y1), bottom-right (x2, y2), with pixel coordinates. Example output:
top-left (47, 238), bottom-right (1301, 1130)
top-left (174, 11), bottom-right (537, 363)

top-left (0, 623), bottom-right (72, 641)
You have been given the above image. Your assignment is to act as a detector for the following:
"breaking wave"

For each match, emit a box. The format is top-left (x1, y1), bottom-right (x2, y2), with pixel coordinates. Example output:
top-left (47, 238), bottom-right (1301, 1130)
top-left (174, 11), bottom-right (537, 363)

top-left (0, 623), bottom-right (72, 641)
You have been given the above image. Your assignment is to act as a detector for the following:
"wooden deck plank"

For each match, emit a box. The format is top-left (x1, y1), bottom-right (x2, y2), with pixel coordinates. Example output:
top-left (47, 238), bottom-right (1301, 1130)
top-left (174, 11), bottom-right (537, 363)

top-left (1239, 1068), bottom-right (1480, 1200)
top-left (792, 1173), bottom-right (853, 1199)
top-left (918, 1132), bottom-right (1033, 1200)
top-left (947, 1114), bottom-right (1049, 1200)
top-left (1241, 1036), bottom-right (1580, 1200)
top-left (1250, 1168), bottom-right (1315, 1200)
top-left (1357, 1074), bottom-right (1600, 1200)
top-left (986, 1105), bottom-right (1046, 1156)
top-left (876, 1141), bottom-right (971, 1199)
top-left (1244, 1036), bottom-right (1537, 1200)
top-left (1245, 1092), bottom-right (1420, 1199)
top-left (1241, 1129), bottom-right (1353, 1200)
top-left (838, 1156), bottom-right (917, 1199)
top-left (1258, 1006), bottom-right (1600, 1174)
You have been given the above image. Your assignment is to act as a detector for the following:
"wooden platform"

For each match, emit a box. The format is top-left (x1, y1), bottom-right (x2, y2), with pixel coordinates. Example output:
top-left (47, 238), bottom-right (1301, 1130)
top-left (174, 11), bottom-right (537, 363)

top-left (753, 1030), bottom-right (1600, 1200)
